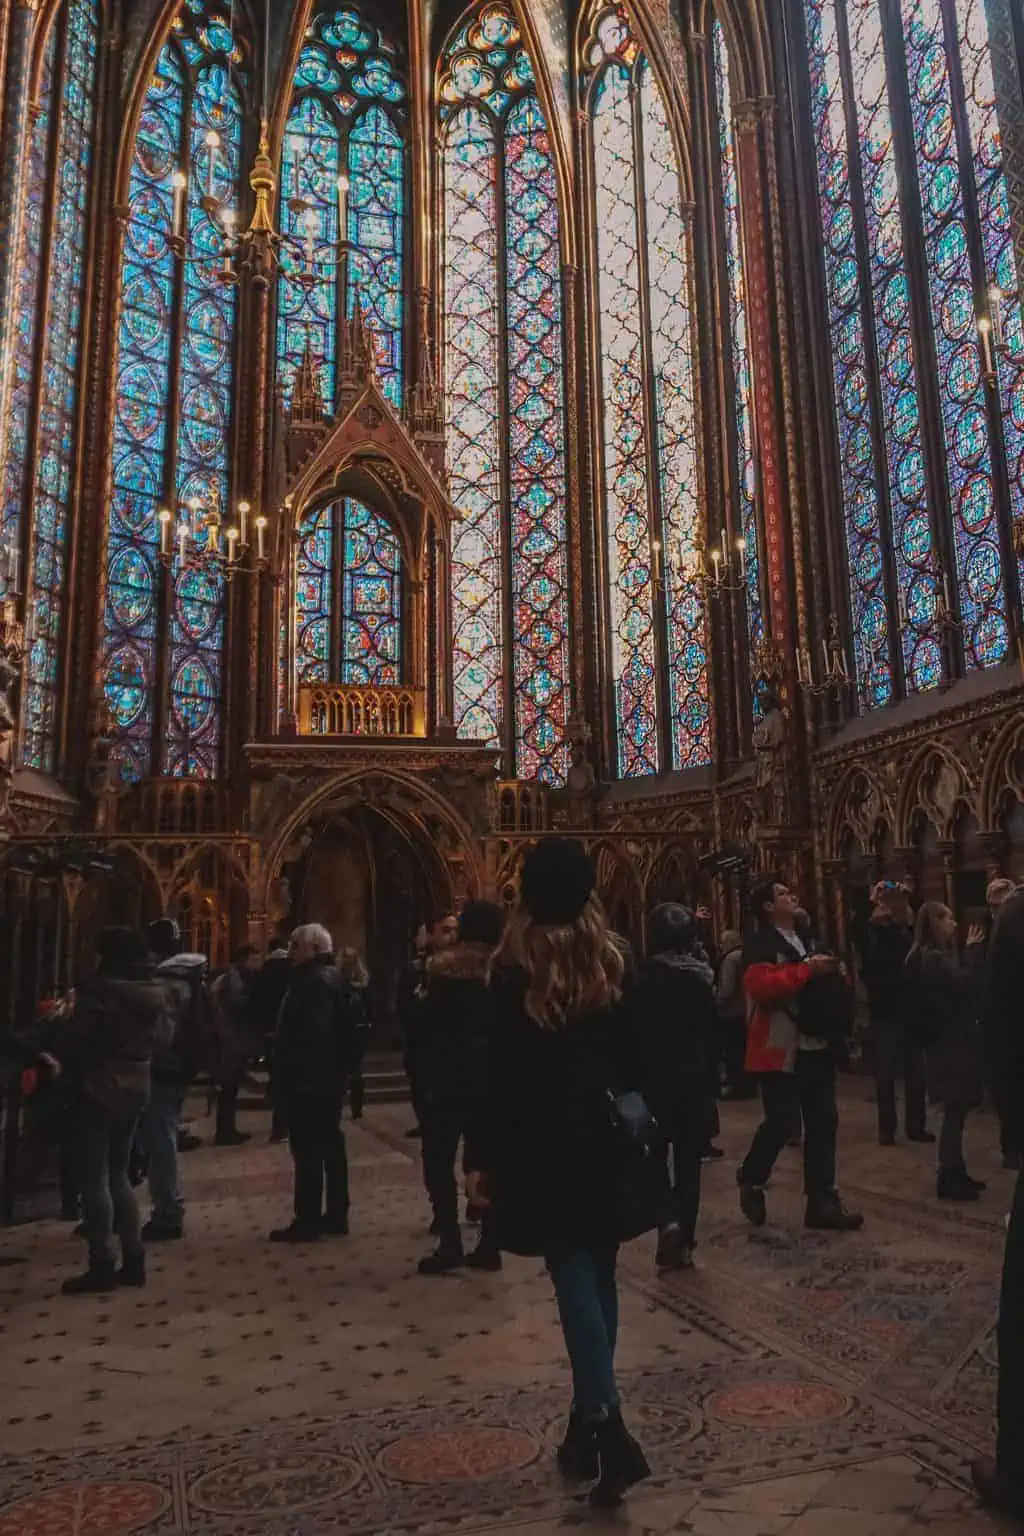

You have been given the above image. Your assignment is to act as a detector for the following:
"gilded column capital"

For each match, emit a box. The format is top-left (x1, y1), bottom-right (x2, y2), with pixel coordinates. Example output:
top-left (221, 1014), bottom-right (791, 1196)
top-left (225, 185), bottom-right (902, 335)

top-left (687, 31), bottom-right (706, 54)
top-left (733, 95), bottom-right (774, 135)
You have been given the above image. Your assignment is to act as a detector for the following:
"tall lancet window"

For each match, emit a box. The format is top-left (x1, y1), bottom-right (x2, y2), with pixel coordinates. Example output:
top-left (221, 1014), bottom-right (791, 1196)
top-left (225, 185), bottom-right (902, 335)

top-left (276, 6), bottom-right (406, 412)
top-left (0, 0), bottom-right (99, 773)
top-left (440, 1), bottom-right (572, 784)
top-left (102, 8), bottom-right (244, 781)
top-left (712, 20), bottom-right (763, 686)
top-left (294, 498), bottom-right (403, 686)
top-left (583, 5), bottom-right (709, 777)
top-left (802, 0), bottom-right (1024, 707)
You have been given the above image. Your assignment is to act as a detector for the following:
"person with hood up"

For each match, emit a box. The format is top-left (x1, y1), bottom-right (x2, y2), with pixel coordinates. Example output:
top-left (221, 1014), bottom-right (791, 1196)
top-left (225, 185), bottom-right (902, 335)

top-left (415, 899), bottom-right (505, 1275)
top-left (42, 928), bottom-right (172, 1294)
top-left (139, 918), bottom-right (211, 1241)
top-left (466, 839), bottom-right (658, 1510)
top-left (633, 903), bottom-right (718, 1271)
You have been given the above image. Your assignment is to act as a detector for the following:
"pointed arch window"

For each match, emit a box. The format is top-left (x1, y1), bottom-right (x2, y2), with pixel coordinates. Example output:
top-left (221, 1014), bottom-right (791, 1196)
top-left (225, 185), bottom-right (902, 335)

top-left (583, 5), bottom-right (709, 777)
top-left (712, 20), bottom-right (764, 691)
top-left (0, 0), bottom-right (99, 774)
top-left (802, 0), bottom-right (1024, 709)
top-left (102, 9), bottom-right (244, 781)
top-left (439, 1), bottom-right (572, 784)
top-left (276, 7), bottom-right (406, 413)
top-left (294, 498), bottom-right (402, 686)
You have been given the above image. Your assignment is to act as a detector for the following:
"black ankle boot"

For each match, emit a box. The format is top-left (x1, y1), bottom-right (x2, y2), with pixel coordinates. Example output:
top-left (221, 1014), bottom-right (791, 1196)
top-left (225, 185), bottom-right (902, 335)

top-left (117, 1252), bottom-right (146, 1288)
top-left (590, 1409), bottom-right (650, 1508)
top-left (556, 1409), bottom-right (599, 1481)
top-left (937, 1169), bottom-right (981, 1201)
top-left (62, 1260), bottom-right (117, 1296)
top-left (416, 1239), bottom-right (465, 1275)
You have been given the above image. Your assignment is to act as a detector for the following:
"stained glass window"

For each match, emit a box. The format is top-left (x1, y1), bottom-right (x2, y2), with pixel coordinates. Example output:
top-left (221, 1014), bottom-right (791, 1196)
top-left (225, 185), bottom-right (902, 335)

top-left (102, 8), bottom-right (244, 780)
top-left (277, 8), bottom-right (406, 414)
top-left (713, 22), bottom-right (764, 687)
top-left (0, 0), bottom-right (99, 773)
top-left (440, 2), bottom-right (572, 783)
top-left (585, 6), bottom-right (709, 776)
top-left (803, 0), bottom-right (1020, 703)
top-left (293, 498), bottom-right (402, 686)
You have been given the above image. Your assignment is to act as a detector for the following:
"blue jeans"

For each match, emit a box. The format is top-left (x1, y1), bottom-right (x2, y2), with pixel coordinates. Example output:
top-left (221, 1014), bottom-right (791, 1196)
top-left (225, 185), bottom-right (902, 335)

top-left (546, 1245), bottom-right (620, 1419)
top-left (140, 1079), bottom-right (185, 1225)
top-left (79, 1100), bottom-right (142, 1267)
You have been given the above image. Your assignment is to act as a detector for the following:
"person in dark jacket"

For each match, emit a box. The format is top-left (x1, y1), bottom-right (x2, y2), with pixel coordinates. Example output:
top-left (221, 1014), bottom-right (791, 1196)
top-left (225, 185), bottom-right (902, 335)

top-left (859, 882), bottom-right (932, 1147)
top-left (249, 928), bottom-right (292, 1142)
top-left (633, 904), bottom-right (717, 1271)
top-left (736, 880), bottom-right (862, 1233)
top-left (42, 928), bottom-right (171, 1295)
top-left (905, 900), bottom-right (987, 1200)
top-left (717, 929), bottom-right (755, 1100)
top-left (466, 839), bottom-right (655, 1510)
top-left (981, 878), bottom-right (1020, 1169)
top-left (210, 945), bottom-right (260, 1145)
top-left (338, 948), bottom-right (371, 1119)
top-left (973, 884), bottom-right (1024, 1519)
top-left (399, 913), bottom-right (457, 1138)
top-left (269, 924), bottom-right (358, 1242)
top-left (416, 899), bottom-right (505, 1275)
top-left (138, 918), bottom-right (210, 1241)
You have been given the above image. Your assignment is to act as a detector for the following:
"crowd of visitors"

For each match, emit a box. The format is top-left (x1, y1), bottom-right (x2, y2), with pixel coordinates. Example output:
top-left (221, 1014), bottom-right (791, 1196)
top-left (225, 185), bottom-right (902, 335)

top-left (5, 846), bottom-right (1024, 1515)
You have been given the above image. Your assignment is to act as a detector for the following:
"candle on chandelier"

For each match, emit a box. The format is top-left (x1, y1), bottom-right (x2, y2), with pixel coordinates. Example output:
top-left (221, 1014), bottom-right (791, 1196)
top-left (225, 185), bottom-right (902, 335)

top-left (205, 130), bottom-right (220, 197)
top-left (255, 515), bottom-right (267, 562)
top-left (735, 535), bottom-right (746, 578)
top-left (226, 526), bottom-right (239, 564)
top-left (177, 521), bottom-right (188, 565)
top-left (188, 496), bottom-right (202, 534)
top-left (337, 173), bottom-right (350, 243)
top-left (978, 314), bottom-right (994, 378)
top-left (238, 500), bottom-right (250, 546)
top-left (822, 638), bottom-right (831, 672)
top-left (171, 169), bottom-right (187, 236)
top-left (158, 507), bottom-right (172, 557)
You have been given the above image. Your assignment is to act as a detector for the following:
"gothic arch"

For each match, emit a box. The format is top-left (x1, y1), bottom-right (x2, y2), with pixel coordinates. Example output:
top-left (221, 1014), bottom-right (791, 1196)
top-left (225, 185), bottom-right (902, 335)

top-left (896, 744), bottom-right (976, 847)
top-left (685, 0), bottom-right (770, 103)
top-left (981, 714), bottom-right (1024, 831)
top-left (257, 766), bottom-right (483, 913)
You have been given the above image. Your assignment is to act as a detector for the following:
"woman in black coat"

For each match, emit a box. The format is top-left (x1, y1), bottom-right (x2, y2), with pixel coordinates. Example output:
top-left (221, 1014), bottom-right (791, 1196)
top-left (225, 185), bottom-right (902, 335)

top-left (906, 901), bottom-right (986, 1200)
top-left (632, 904), bottom-right (718, 1270)
top-left (466, 839), bottom-right (656, 1510)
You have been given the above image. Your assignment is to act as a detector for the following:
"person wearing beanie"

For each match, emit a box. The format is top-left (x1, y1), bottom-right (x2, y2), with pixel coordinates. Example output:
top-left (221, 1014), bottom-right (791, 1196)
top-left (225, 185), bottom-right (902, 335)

top-left (465, 838), bottom-right (655, 1510)
top-left (415, 899), bottom-right (505, 1275)
top-left (41, 928), bottom-right (172, 1294)
top-left (632, 904), bottom-right (718, 1271)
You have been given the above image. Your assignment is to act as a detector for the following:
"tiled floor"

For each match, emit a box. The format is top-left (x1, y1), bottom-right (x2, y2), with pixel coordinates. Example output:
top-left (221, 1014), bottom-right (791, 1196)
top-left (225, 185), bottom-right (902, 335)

top-left (0, 1083), bottom-right (1018, 1534)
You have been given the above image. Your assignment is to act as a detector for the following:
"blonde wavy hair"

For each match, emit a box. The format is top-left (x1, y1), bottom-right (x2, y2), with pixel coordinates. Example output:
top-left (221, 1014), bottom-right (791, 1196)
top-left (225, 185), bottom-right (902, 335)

top-left (494, 893), bottom-right (624, 1029)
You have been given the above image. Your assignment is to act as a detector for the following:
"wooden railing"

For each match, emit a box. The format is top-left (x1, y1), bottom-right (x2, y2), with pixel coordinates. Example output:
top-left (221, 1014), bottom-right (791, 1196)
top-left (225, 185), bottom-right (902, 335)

top-left (297, 682), bottom-right (426, 738)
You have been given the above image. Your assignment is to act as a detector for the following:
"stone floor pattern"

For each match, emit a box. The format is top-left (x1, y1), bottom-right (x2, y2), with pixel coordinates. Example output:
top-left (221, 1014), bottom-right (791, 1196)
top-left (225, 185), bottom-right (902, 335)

top-left (0, 1085), bottom-right (1018, 1534)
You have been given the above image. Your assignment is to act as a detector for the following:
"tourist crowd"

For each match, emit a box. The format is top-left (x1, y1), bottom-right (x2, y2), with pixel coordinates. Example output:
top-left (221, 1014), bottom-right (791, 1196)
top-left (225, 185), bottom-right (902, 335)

top-left (5, 848), bottom-right (1024, 1516)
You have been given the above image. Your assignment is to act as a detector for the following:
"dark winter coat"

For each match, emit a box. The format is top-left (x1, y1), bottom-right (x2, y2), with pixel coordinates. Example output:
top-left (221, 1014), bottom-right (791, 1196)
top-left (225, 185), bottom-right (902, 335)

top-left (907, 947), bottom-right (985, 1108)
top-left (274, 954), bottom-right (357, 1099)
top-left (248, 950), bottom-right (290, 1043)
top-left (211, 965), bottom-right (259, 1085)
top-left (50, 966), bottom-right (172, 1118)
top-left (417, 942), bottom-right (493, 1108)
top-left (983, 888), bottom-right (1024, 1147)
top-left (467, 963), bottom-right (662, 1258)
top-left (632, 953), bottom-right (718, 1152)
top-left (860, 915), bottom-right (914, 1025)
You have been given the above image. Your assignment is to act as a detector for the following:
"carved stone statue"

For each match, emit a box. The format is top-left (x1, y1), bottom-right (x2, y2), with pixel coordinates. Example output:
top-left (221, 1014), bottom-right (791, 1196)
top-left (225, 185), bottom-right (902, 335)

top-left (85, 699), bottom-right (119, 831)
top-left (565, 714), bottom-right (599, 828)
top-left (0, 606), bottom-right (24, 833)
top-left (752, 688), bottom-right (790, 826)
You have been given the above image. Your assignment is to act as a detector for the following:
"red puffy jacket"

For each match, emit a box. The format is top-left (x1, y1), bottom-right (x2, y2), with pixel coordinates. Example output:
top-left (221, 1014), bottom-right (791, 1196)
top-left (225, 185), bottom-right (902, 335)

top-left (743, 958), bottom-right (812, 1074)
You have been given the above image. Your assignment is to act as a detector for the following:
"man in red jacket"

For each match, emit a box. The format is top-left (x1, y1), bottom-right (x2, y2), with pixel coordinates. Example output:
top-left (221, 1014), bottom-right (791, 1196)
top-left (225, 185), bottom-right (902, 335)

top-left (736, 879), bottom-right (863, 1232)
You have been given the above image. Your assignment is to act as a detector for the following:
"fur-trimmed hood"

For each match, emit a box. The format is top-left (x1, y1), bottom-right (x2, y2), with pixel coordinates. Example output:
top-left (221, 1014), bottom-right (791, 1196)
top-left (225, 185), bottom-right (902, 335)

top-left (426, 941), bottom-right (494, 985)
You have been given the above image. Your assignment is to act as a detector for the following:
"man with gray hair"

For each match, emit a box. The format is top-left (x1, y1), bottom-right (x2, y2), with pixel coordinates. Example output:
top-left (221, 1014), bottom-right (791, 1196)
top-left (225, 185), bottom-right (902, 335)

top-left (269, 924), bottom-right (359, 1242)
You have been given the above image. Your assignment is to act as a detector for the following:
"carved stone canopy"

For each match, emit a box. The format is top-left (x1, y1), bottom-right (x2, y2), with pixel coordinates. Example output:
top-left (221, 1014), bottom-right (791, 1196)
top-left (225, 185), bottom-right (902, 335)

top-left (280, 305), bottom-right (461, 580)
